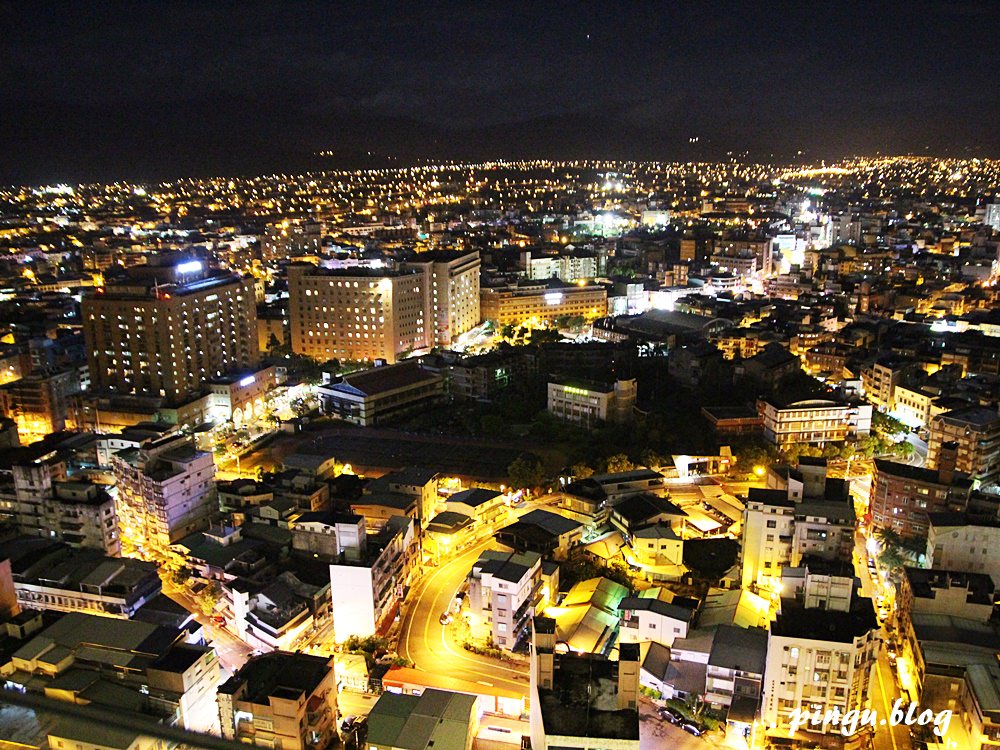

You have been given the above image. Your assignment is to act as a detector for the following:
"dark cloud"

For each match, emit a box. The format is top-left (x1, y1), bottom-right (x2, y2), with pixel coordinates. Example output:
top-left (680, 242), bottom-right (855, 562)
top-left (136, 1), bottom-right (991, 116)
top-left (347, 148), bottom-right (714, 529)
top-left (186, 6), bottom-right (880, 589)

top-left (1, 1), bottom-right (998, 183)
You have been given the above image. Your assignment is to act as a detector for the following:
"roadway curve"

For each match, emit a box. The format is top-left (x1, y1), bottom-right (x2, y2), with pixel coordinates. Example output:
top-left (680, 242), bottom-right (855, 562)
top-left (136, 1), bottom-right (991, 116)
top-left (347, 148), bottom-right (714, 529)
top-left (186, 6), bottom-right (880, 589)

top-left (397, 540), bottom-right (529, 697)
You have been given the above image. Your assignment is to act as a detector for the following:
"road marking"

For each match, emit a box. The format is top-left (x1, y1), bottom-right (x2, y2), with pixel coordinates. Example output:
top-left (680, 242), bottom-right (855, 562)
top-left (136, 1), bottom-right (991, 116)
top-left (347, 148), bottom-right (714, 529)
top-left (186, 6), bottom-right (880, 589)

top-left (401, 540), bottom-right (528, 692)
top-left (875, 656), bottom-right (900, 750)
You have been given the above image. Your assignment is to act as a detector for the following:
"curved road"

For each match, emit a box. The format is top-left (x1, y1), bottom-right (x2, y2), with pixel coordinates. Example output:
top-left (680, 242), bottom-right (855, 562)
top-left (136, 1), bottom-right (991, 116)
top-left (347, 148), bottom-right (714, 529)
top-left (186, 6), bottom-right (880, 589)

top-left (397, 540), bottom-right (530, 697)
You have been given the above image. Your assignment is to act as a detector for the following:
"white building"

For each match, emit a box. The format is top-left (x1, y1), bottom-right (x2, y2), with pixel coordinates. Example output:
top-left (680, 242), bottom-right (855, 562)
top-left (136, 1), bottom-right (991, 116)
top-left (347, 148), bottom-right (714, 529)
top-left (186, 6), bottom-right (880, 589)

top-left (618, 588), bottom-right (697, 647)
top-left (761, 600), bottom-right (880, 741)
top-left (329, 515), bottom-right (417, 642)
top-left (468, 550), bottom-right (543, 650)
top-left (926, 513), bottom-right (1000, 582)
top-left (547, 378), bottom-right (636, 427)
top-left (758, 397), bottom-right (872, 447)
top-left (404, 250), bottom-right (481, 346)
top-left (740, 461), bottom-right (855, 592)
top-left (521, 251), bottom-right (598, 282)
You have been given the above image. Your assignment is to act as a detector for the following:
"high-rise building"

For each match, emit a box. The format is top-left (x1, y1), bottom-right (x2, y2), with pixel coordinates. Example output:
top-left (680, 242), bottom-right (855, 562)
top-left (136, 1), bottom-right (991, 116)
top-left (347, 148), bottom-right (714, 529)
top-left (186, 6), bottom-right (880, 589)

top-left (287, 263), bottom-right (430, 363)
top-left (112, 432), bottom-right (216, 557)
top-left (403, 250), bottom-right (481, 345)
top-left (81, 255), bottom-right (259, 404)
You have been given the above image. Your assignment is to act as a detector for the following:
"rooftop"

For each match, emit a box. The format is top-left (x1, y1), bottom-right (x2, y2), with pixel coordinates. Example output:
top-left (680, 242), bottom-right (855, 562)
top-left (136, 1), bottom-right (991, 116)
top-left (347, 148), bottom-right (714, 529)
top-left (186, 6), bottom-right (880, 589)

top-left (325, 361), bottom-right (442, 398)
top-left (537, 652), bottom-right (639, 741)
top-left (366, 688), bottom-right (477, 750)
top-left (771, 599), bottom-right (878, 643)
top-left (218, 651), bottom-right (333, 704)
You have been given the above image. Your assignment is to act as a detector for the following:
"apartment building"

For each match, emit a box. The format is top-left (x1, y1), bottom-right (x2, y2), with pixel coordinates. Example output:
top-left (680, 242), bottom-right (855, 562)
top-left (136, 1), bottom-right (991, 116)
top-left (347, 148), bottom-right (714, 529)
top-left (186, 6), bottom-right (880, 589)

top-left (761, 599), bottom-right (879, 741)
top-left (329, 514), bottom-right (417, 641)
top-left (860, 355), bottom-right (917, 412)
top-left (82, 255), bottom-right (259, 403)
top-left (741, 461), bottom-right (854, 591)
top-left (0, 448), bottom-right (120, 555)
top-left (0, 537), bottom-right (161, 618)
top-left (218, 651), bottom-right (338, 750)
top-left (0, 369), bottom-right (77, 442)
top-left (468, 550), bottom-right (544, 650)
top-left (2, 612), bottom-right (221, 732)
top-left (870, 458), bottom-right (972, 538)
top-left (926, 513), bottom-right (1000, 582)
top-left (927, 406), bottom-right (1000, 486)
top-left (521, 250), bottom-right (598, 282)
top-left (112, 432), bottom-right (216, 557)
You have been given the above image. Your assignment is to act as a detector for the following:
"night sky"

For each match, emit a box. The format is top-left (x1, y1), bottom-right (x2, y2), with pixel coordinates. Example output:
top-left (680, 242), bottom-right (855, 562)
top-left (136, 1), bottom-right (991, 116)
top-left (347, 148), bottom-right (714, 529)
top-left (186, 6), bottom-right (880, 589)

top-left (2, 1), bottom-right (999, 185)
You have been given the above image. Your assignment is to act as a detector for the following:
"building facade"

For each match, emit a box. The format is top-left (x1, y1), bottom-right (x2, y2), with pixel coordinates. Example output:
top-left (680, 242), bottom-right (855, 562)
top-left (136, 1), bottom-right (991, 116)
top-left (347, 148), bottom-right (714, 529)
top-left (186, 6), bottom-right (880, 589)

top-left (480, 282), bottom-right (607, 326)
top-left (927, 406), bottom-right (1000, 486)
top-left (112, 433), bottom-right (216, 557)
top-left (547, 378), bottom-right (636, 427)
top-left (758, 397), bottom-right (873, 447)
top-left (82, 255), bottom-right (259, 403)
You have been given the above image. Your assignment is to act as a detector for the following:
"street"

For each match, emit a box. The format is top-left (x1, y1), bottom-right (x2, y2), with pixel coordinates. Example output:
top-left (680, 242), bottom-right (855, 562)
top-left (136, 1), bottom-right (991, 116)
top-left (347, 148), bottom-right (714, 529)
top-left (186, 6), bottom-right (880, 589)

top-left (397, 539), bottom-right (530, 697)
top-left (163, 587), bottom-right (253, 674)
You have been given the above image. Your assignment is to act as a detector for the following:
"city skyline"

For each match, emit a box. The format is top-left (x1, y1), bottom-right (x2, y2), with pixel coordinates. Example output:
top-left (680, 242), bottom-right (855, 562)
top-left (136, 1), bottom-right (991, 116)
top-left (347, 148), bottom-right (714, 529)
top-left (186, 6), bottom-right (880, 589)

top-left (3, 2), bottom-right (1000, 184)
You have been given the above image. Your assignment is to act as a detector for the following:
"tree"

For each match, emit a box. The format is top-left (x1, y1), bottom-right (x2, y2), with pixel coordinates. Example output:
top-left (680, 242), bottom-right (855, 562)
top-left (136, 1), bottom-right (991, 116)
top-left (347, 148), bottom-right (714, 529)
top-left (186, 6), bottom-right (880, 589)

top-left (872, 410), bottom-right (907, 438)
top-left (604, 453), bottom-right (635, 473)
top-left (479, 414), bottom-right (504, 437)
top-left (570, 462), bottom-right (594, 479)
top-left (199, 581), bottom-right (221, 617)
top-left (507, 456), bottom-right (546, 490)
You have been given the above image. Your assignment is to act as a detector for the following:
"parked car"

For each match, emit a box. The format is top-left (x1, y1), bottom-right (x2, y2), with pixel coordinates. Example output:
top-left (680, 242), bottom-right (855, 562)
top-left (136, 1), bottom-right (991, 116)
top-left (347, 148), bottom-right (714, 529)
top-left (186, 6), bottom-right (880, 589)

top-left (341, 716), bottom-right (358, 733)
top-left (439, 611), bottom-right (453, 625)
top-left (658, 707), bottom-right (682, 724)
top-left (680, 722), bottom-right (704, 737)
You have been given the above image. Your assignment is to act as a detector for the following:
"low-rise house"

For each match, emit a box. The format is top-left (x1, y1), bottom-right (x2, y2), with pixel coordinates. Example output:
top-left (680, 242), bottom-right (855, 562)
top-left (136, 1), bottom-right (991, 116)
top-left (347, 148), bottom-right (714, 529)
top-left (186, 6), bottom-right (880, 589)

top-left (495, 508), bottom-right (583, 560)
top-left (218, 651), bottom-right (338, 750)
top-left (619, 587), bottom-right (698, 647)
top-left (366, 688), bottom-right (479, 750)
top-left (317, 361), bottom-right (445, 427)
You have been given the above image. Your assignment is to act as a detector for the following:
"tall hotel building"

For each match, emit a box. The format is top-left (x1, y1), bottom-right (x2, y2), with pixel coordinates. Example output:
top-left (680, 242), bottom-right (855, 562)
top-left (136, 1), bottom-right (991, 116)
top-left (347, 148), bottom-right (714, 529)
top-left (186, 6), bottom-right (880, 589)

top-left (81, 255), bottom-right (259, 404)
top-left (288, 251), bottom-right (480, 363)
top-left (405, 250), bottom-right (481, 346)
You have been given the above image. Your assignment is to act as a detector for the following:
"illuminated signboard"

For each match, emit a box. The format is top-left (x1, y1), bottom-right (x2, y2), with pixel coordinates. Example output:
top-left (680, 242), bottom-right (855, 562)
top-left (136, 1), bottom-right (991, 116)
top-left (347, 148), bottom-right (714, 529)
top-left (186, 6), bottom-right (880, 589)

top-left (239, 375), bottom-right (255, 387)
top-left (564, 386), bottom-right (590, 396)
top-left (176, 260), bottom-right (202, 275)
top-left (544, 292), bottom-right (564, 305)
